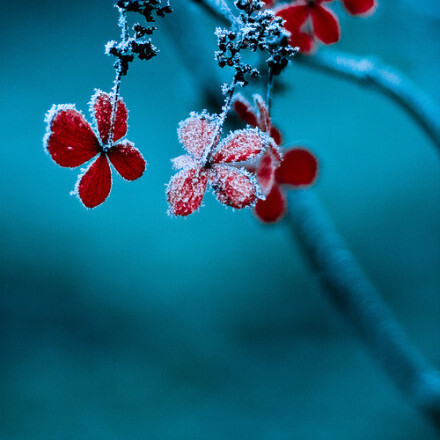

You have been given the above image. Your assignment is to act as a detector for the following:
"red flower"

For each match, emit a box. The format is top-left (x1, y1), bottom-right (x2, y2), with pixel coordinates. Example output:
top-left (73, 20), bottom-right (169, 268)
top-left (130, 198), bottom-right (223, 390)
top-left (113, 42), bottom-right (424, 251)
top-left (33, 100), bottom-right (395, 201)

top-left (276, 0), bottom-right (340, 53)
top-left (167, 111), bottom-right (272, 216)
top-left (44, 90), bottom-right (146, 208)
top-left (233, 93), bottom-right (318, 223)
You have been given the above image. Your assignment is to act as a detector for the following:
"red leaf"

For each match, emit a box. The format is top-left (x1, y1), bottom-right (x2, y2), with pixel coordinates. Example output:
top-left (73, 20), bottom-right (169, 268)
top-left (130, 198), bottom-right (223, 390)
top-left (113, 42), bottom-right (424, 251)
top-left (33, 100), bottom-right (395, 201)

top-left (342, 0), bottom-right (376, 15)
top-left (276, 148), bottom-right (318, 186)
top-left (233, 95), bottom-right (258, 127)
top-left (178, 112), bottom-right (219, 160)
top-left (107, 141), bottom-right (146, 181)
top-left (212, 128), bottom-right (267, 164)
top-left (45, 106), bottom-right (100, 167)
top-left (255, 184), bottom-right (286, 223)
top-left (76, 154), bottom-right (112, 208)
top-left (310, 4), bottom-right (340, 44)
top-left (210, 165), bottom-right (258, 209)
top-left (167, 168), bottom-right (208, 216)
top-left (276, 4), bottom-right (309, 33)
top-left (92, 90), bottom-right (128, 144)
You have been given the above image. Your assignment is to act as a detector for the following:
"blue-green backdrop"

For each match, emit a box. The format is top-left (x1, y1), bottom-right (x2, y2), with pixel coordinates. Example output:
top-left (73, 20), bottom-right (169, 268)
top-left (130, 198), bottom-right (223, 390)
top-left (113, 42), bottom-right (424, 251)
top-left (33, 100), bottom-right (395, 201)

top-left (0, 0), bottom-right (439, 438)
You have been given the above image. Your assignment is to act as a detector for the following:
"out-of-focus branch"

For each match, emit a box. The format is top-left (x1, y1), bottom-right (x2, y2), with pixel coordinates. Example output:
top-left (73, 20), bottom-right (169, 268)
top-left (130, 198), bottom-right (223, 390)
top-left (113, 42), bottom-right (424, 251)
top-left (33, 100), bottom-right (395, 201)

top-left (287, 190), bottom-right (440, 430)
top-left (190, 0), bottom-right (440, 152)
top-left (296, 51), bottom-right (440, 152)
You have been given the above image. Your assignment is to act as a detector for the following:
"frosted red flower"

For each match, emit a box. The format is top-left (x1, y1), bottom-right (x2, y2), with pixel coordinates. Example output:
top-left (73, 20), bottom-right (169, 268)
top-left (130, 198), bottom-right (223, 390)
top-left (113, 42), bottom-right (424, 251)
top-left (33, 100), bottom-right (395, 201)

top-left (276, 0), bottom-right (340, 53)
top-left (167, 111), bottom-right (272, 216)
top-left (233, 93), bottom-right (318, 223)
top-left (44, 90), bottom-right (146, 208)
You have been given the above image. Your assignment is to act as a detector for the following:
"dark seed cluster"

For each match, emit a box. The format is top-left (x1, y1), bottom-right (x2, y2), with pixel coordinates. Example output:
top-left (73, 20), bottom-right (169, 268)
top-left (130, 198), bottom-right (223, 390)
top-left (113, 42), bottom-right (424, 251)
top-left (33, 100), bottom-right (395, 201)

top-left (215, 0), bottom-right (296, 85)
top-left (116, 0), bottom-right (172, 22)
top-left (106, 1), bottom-right (172, 75)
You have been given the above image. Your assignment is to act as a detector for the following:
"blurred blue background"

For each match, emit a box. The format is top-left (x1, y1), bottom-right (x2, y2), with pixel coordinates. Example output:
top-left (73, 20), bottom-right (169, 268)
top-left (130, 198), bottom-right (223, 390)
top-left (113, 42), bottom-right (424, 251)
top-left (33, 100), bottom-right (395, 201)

top-left (0, 0), bottom-right (439, 438)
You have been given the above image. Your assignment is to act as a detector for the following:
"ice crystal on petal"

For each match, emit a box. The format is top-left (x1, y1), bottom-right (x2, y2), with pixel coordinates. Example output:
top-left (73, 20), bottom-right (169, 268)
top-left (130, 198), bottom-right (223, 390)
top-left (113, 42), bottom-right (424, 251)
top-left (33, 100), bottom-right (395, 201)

top-left (177, 111), bottom-right (220, 160)
top-left (210, 165), bottom-right (261, 209)
top-left (167, 168), bottom-right (208, 216)
top-left (212, 128), bottom-right (270, 164)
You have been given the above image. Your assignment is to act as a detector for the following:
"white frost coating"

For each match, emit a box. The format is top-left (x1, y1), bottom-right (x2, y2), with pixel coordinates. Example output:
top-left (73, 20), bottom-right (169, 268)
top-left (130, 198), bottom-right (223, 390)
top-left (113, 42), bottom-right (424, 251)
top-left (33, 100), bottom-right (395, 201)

top-left (213, 127), bottom-right (271, 163)
top-left (209, 164), bottom-right (265, 208)
top-left (165, 168), bottom-right (207, 217)
top-left (171, 154), bottom-right (198, 170)
top-left (177, 110), bottom-right (220, 159)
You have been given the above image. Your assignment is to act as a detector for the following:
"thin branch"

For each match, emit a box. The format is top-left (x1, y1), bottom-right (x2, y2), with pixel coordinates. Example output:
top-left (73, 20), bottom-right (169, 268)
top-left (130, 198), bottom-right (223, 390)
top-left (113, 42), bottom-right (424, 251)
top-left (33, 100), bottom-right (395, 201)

top-left (286, 190), bottom-right (440, 430)
top-left (190, 0), bottom-right (440, 153)
top-left (296, 51), bottom-right (440, 152)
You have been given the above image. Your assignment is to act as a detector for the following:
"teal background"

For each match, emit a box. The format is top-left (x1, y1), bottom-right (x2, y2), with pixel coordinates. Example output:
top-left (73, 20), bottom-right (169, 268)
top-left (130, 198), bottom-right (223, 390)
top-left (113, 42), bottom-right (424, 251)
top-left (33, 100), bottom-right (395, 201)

top-left (0, 0), bottom-right (439, 438)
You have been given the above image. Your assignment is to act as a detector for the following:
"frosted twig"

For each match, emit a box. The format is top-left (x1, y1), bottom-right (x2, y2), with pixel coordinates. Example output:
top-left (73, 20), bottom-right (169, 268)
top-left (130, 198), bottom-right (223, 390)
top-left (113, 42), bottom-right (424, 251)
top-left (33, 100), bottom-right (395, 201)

top-left (287, 190), bottom-right (440, 431)
top-left (109, 7), bottom-right (128, 145)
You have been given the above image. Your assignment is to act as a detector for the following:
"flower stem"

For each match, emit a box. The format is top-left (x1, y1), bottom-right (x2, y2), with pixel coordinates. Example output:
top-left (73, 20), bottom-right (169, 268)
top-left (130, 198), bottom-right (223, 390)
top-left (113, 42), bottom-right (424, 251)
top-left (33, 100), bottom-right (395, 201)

top-left (109, 7), bottom-right (128, 144)
top-left (286, 189), bottom-right (440, 431)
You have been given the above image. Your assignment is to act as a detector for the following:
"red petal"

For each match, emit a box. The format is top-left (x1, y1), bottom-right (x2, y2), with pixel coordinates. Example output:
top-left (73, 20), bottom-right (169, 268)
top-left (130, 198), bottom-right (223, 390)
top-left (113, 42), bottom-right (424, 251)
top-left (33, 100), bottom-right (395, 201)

top-left (342, 0), bottom-right (376, 15)
top-left (289, 30), bottom-right (316, 53)
top-left (76, 154), bottom-right (112, 208)
top-left (254, 94), bottom-right (271, 132)
top-left (167, 168), bottom-right (208, 216)
top-left (209, 165), bottom-right (259, 209)
top-left (270, 126), bottom-right (283, 146)
top-left (310, 5), bottom-right (340, 44)
top-left (254, 184), bottom-right (286, 223)
top-left (212, 128), bottom-right (267, 164)
top-left (107, 141), bottom-right (146, 181)
top-left (45, 105), bottom-right (100, 167)
top-left (92, 90), bottom-right (128, 144)
top-left (276, 148), bottom-right (318, 186)
top-left (233, 95), bottom-right (258, 127)
top-left (275, 4), bottom-right (309, 33)
top-left (256, 151), bottom-right (277, 196)
top-left (178, 112), bottom-right (219, 160)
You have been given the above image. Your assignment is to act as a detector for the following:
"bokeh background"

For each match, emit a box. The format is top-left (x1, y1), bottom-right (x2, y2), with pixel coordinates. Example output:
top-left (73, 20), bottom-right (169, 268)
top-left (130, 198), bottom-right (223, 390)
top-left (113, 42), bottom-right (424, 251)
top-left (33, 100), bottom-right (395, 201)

top-left (1, 0), bottom-right (439, 438)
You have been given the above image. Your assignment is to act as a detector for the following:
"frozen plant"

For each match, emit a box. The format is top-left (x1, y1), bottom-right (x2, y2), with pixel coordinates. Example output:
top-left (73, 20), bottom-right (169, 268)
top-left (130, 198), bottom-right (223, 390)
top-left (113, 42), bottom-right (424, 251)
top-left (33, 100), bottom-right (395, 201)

top-left (42, 0), bottom-right (440, 433)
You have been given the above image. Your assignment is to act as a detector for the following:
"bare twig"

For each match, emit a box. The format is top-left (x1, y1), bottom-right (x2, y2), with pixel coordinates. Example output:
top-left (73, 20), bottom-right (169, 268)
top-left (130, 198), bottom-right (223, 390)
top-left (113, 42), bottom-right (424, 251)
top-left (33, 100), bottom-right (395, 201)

top-left (287, 190), bottom-right (440, 430)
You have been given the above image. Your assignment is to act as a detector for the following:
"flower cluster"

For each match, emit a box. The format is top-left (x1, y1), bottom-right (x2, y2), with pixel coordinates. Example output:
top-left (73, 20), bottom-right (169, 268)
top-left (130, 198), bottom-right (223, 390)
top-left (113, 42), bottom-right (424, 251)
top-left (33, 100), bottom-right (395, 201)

top-left (44, 91), bottom-right (146, 208)
top-left (107, 0), bottom-right (172, 75)
top-left (167, 112), bottom-right (275, 216)
top-left (234, 94), bottom-right (318, 222)
top-left (275, 0), bottom-right (377, 54)
top-left (215, 0), bottom-right (296, 85)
